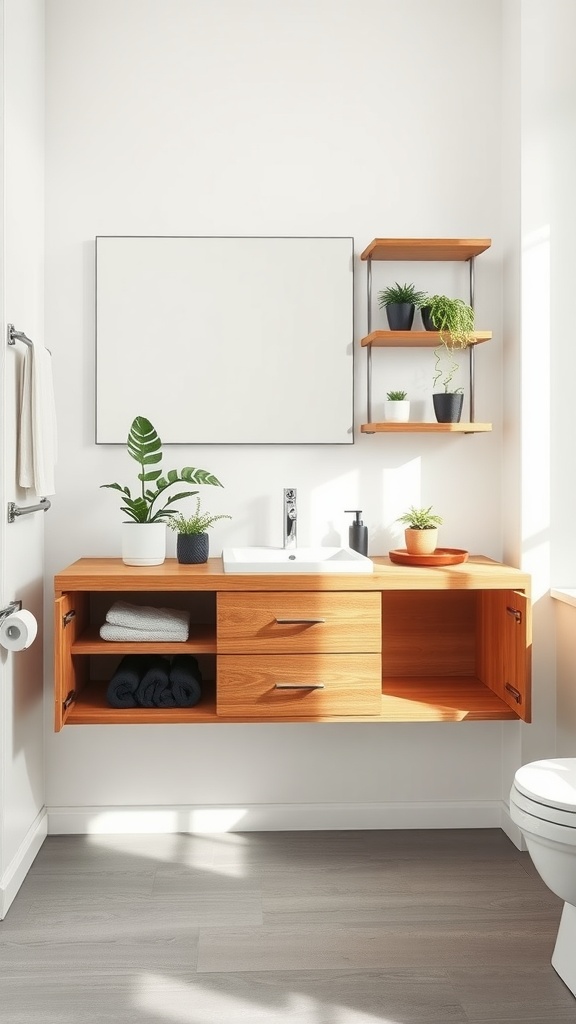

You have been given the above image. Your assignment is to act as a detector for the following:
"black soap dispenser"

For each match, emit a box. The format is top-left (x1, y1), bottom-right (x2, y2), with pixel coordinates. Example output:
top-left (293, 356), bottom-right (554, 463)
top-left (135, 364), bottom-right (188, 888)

top-left (345, 510), bottom-right (368, 556)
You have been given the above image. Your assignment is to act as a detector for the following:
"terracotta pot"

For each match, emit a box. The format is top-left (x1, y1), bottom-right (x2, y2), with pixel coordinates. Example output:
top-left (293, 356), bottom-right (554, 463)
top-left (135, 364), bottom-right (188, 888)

top-left (404, 527), bottom-right (438, 555)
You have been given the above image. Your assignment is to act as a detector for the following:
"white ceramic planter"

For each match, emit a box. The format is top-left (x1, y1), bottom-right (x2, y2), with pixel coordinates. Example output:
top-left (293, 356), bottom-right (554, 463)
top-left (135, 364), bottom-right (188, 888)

top-left (121, 522), bottom-right (166, 566)
top-left (384, 400), bottom-right (410, 422)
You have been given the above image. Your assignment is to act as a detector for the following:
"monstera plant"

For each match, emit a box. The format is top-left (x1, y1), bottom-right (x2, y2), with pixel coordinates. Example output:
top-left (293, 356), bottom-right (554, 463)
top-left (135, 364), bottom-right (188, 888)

top-left (101, 416), bottom-right (224, 566)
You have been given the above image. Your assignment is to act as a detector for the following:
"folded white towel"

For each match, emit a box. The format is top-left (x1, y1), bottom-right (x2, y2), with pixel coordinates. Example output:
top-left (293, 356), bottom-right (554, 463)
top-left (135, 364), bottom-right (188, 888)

top-left (105, 600), bottom-right (190, 634)
top-left (100, 622), bottom-right (189, 642)
top-left (18, 344), bottom-right (58, 496)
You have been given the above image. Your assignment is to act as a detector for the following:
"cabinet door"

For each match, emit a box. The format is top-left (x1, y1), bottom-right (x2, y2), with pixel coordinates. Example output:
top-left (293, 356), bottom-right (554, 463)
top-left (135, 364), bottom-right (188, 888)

top-left (478, 590), bottom-right (531, 721)
top-left (54, 593), bottom-right (89, 731)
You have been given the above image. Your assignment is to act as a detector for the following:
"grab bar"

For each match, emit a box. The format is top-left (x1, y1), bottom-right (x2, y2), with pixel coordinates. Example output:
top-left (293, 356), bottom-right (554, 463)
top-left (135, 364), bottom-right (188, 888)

top-left (8, 499), bottom-right (51, 523)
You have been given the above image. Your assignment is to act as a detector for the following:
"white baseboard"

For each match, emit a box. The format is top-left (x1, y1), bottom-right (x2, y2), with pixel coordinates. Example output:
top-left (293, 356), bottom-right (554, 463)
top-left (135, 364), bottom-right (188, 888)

top-left (499, 798), bottom-right (526, 850)
top-left (48, 800), bottom-right (503, 835)
top-left (0, 808), bottom-right (47, 919)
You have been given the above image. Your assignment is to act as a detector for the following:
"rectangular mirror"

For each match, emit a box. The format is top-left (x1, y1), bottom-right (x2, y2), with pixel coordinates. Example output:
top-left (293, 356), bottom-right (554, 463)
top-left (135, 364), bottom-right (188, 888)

top-left (95, 236), bottom-right (354, 444)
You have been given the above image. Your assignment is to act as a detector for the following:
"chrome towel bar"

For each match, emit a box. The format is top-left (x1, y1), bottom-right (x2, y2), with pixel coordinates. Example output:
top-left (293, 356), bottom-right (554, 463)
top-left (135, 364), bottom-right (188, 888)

top-left (8, 499), bottom-right (51, 523)
top-left (7, 323), bottom-right (51, 353)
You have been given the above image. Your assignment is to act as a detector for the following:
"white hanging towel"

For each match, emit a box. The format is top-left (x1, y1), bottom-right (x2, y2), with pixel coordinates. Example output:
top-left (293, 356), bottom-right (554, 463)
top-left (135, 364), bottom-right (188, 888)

top-left (18, 344), bottom-right (57, 496)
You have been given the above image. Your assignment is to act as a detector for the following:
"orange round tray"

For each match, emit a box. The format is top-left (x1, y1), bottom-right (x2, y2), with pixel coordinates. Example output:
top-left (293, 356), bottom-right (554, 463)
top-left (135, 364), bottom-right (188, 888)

top-left (388, 547), bottom-right (469, 567)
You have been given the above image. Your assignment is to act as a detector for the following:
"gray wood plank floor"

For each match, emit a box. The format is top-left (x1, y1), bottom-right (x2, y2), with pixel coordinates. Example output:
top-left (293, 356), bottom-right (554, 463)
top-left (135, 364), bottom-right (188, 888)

top-left (0, 828), bottom-right (573, 1023)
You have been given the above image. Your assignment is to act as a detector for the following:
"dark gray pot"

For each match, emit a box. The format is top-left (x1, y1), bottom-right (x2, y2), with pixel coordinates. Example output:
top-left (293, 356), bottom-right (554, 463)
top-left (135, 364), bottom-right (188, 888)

top-left (421, 306), bottom-right (436, 331)
top-left (177, 533), bottom-right (209, 564)
top-left (433, 392), bottom-right (464, 423)
top-left (385, 302), bottom-right (415, 331)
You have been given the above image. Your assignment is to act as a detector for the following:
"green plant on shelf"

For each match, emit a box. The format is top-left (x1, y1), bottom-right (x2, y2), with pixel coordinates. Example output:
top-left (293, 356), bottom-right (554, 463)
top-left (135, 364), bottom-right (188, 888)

top-left (386, 390), bottom-right (408, 401)
top-left (377, 282), bottom-right (427, 308)
top-left (396, 505), bottom-right (443, 530)
top-left (418, 293), bottom-right (475, 349)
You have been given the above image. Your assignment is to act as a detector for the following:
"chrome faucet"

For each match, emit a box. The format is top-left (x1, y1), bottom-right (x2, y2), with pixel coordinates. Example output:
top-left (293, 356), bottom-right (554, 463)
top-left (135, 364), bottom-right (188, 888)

top-left (283, 488), bottom-right (297, 549)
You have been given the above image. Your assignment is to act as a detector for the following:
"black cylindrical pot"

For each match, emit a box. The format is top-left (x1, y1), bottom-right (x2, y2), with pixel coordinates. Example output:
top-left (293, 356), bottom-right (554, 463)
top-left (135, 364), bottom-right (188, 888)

top-left (420, 306), bottom-right (435, 331)
top-left (433, 392), bottom-right (464, 423)
top-left (177, 533), bottom-right (209, 564)
top-left (385, 302), bottom-right (415, 331)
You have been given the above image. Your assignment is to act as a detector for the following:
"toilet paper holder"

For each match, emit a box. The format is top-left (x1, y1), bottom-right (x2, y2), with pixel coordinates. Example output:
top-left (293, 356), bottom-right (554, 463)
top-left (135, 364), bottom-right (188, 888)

top-left (0, 600), bottom-right (22, 623)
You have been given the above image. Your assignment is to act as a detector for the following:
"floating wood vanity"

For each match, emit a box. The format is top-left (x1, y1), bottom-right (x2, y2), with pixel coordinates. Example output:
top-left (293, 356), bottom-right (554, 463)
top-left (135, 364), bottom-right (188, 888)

top-left (53, 556), bottom-right (531, 730)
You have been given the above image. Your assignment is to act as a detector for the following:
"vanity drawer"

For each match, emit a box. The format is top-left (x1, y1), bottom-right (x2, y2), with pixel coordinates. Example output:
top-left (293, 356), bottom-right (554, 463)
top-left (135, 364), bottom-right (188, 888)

top-left (217, 654), bottom-right (382, 718)
top-left (217, 592), bottom-right (381, 653)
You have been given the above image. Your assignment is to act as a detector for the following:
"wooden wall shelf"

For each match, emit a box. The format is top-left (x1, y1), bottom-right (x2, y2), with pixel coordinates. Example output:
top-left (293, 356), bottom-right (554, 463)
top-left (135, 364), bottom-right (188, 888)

top-left (360, 236), bottom-right (493, 431)
top-left (361, 422), bottom-right (492, 434)
top-left (360, 238), bottom-right (492, 262)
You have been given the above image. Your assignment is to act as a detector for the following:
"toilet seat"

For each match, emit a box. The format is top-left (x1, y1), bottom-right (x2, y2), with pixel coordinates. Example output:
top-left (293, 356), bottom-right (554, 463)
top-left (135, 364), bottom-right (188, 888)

top-left (511, 785), bottom-right (576, 828)
top-left (511, 758), bottom-right (576, 844)
top-left (514, 758), bottom-right (576, 812)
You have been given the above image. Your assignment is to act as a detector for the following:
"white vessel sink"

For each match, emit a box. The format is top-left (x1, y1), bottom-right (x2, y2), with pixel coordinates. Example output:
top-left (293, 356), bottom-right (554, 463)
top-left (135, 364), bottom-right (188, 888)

top-left (222, 546), bottom-right (374, 574)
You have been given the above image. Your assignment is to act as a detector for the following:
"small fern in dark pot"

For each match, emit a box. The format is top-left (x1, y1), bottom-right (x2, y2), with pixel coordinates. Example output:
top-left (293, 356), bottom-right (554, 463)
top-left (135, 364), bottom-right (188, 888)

top-left (168, 499), bottom-right (232, 564)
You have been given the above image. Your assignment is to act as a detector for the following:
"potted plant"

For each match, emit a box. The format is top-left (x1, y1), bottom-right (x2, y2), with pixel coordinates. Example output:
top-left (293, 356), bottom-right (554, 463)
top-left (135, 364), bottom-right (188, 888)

top-left (397, 505), bottom-right (443, 555)
top-left (101, 415), bottom-right (224, 566)
top-left (431, 347), bottom-right (464, 423)
top-left (378, 282), bottom-right (426, 331)
top-left (168, 499), bottom-right (232, 564)
top-left (384, 389), bottom-right (410, 422)
top-left (417, 295), bottom-right (473, 423)
top-left (418, 294), bottom-right (475, 349)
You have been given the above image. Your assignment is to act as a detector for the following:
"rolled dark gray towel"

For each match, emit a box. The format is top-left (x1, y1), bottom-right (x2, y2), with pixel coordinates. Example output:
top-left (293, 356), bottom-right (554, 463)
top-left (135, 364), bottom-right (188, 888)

top-left (169, 655), bottom-right (203, 707)
top-left (106, 655), bottom-right (150, 708)
top-left (135, 655), bottom-right (172, 708)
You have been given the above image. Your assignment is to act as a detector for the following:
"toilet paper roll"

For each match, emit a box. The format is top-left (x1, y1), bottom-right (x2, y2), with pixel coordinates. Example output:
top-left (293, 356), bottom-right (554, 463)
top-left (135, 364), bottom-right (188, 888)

top-left (0, 609), bottom-right (38, 651)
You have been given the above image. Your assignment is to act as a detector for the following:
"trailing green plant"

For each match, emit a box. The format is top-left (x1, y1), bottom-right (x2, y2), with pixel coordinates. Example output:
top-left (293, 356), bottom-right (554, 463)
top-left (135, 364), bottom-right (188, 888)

top-left (101, 415), bottom-right (223, 523)
top-left (167, 498), bottom-right (232, 535)
top-left (378, 282), bottom-right (427, 308)
top-left (397, 505), bottom-right (443, 530)
top-left (386, 390), bottom-right (408, 401)
top-left (432, 347), bottom-right (464, 394)
top-left (418, 294), bottom-right (475, 349)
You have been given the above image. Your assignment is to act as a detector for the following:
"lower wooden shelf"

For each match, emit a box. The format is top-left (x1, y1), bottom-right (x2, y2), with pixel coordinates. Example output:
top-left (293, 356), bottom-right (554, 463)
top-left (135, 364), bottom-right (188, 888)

top-left (62, 676), bottom-right (516, 725)
top-left (361, 422), bottom-right (492, 434)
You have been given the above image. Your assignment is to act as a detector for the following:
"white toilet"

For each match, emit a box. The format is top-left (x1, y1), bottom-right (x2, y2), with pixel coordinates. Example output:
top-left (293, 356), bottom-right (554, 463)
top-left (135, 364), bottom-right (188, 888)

top-left (510, 758), bottom-right (576, 997)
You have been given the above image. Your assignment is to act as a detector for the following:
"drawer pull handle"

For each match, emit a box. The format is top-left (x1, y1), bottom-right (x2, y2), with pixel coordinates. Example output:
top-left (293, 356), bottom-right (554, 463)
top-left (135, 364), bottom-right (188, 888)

top-left (506, 606), bottom-right (522, 624)
top-left (274, 618), bottom-right (326, 625)
top-left (274, 683), bottom-right (325, 690)
top-left (505, 682), bottom-right (521, 703)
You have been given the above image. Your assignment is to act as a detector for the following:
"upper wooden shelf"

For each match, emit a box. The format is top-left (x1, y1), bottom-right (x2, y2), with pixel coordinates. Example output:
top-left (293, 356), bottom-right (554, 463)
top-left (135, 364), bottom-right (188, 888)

top-left (360, 330), bottom-right (492, 348)
top-left (360, 238), bottom-right (492, 262)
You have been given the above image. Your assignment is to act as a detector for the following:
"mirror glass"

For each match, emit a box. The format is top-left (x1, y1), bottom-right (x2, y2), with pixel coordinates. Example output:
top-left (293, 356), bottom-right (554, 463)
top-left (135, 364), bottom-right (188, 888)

top-left (95, 236), bottom-right (354, 444)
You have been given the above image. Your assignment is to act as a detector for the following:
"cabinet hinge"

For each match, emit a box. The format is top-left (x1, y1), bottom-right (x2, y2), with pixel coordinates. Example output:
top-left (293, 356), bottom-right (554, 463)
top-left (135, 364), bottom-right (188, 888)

top-left (62, 610), bottom-right (76, 627)
top-left (505, 682), bottom-right (522, 704)
top-left (506, 606), bottom-right (522, 624)
top-left (62, 690), bottom-right (77, 710)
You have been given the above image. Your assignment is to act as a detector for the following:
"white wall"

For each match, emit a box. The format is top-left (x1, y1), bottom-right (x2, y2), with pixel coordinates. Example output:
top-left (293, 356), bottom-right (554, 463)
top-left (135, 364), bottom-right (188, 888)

top-left (0, 0), bottom-right (47, 915)
top-left (520, 0), bottom-right (576, 761)
top-left (44, 0), bottom-right (519, 831)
